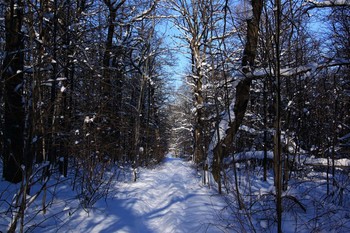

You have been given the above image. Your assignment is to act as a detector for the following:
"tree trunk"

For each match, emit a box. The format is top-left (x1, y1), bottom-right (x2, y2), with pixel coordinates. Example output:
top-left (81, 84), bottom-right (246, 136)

top-left (274, 0), bottom-right (283, 231)
top-left (47, 0), bottom-right (59, 168)
top-left (102, 7), bottom-right (116, 98)
top-left (263, 78), bottom-right (268, 181)
top-left (2, 0), bottom-right (25, 183)
top-left (211, 0), bottom-right (263, 182)
top-left (192, 44), bottom-right (205, 164)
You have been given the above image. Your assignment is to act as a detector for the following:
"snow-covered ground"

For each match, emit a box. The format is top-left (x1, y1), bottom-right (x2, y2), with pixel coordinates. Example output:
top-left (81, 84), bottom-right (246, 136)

top-left (0, 154), bottom-right (230, 232)
top-left (2, 152), bottom-right (349, 232)
top-left (61, 156), bottom-right (228, 233)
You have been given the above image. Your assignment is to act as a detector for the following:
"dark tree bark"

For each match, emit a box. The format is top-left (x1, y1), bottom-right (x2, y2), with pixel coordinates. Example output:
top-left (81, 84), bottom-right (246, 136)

top-left (99, 0), bottom-right (126, 162)
top-left (102, 0), bottom-right (126, 96)
top-left (47, 0), bottom-right (59, 169)
top-left (274, 0), bottom-right (282, 231)
top-left (211, 0), bottom-right (263, 182)
top-left (2, 0), bottom-right (25, 183)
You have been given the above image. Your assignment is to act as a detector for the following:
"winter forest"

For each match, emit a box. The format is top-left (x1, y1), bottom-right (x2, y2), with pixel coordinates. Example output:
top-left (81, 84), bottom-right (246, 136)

top-left (1, 0), bottom-right (350, 232)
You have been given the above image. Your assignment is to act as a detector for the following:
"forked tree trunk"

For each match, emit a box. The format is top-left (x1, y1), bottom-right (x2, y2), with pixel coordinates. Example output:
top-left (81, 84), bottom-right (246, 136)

top-left (211, 0), bottom-right (263, 182)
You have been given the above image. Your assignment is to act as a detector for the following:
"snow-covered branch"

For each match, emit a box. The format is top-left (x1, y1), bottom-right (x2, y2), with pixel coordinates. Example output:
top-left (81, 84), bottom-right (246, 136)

top-left (130, 0), bottom-right (159, 22)
top-left (305, 0), bottom-right (350, 9)
top-left (172, 126), bottom-right (192, 132)
top-left (253, 58), bottom-right (350, 78)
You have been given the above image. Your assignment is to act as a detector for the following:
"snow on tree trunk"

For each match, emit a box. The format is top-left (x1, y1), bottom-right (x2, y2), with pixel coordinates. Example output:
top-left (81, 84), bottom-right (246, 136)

top-left (208, 0), bottom-right (263, 182)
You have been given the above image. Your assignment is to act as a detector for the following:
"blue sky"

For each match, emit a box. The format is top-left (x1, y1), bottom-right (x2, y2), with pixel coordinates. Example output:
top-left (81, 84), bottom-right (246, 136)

top-left (156, 18), bottom-right (190, 90)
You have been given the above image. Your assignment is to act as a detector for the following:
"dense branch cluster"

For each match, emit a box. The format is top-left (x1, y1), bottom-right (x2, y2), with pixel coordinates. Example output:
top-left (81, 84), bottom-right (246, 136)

top-left (167, 0), bottom-right (349, 231)
top-left (1, 1), bottom-right (170, 231)
top-left (1, 0), bottom-right (350, 232)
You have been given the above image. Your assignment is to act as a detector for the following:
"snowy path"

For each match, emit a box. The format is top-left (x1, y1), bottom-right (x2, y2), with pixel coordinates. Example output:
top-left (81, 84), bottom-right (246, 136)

top-left (66, 155), bottom-right (229, 233)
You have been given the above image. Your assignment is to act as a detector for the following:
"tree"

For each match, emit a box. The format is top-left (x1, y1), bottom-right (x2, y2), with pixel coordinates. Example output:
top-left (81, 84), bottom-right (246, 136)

top-left (168, 83), bottom-right (194, 157)
top-left (208, 0), bottom-right (264, 184)
top-left (166, 0), bottom-right (209, 164)
top-left (273, 0), bottom-right (283, 231)
top-left (167, 0), bottom-right (237, 171)
top-left (2, 0), bottom-right (25, 183)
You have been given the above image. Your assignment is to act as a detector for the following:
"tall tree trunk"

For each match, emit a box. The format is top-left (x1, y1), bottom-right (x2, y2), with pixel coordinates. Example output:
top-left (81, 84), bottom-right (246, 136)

top-left (263, 78), bottom-right (268, 181)
top-left (2, 0), bottom-right (25, 183)
top-left (192, 42), bottom-right (205, 164)
top-left (102, 7), bottom-right (116, 98)
top-left (211, 0), bottom-right (263, 182)
top-left (274, 0), bottom-right (283, 231)
top-left (102, 0), bottom-right (126, 98)
top-left (101, 0), bottom-right (126, 160)
top-left (134, 75), bottom-right (146, 166)
top-left (47, 0), bottom-right (59, 167)
top-left (193, 73), bottom-right (204, 164)
top-left (60, 0), bottom-right (73, 177)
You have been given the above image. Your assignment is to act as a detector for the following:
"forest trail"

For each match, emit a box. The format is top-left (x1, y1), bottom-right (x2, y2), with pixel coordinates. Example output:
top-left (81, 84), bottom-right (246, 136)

top-left (64, 154), bottom-right (229, 233)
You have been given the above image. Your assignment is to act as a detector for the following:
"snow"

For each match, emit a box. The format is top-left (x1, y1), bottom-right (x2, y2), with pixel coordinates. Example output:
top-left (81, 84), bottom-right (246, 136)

top-left (60, 85), bottom-right (66, 93)
top-left (0, 154), bottom-right (229, 232)
top-left (306, 0), bottom-right (350, 7)
top-left (2, 148), bottom-right (349, 233)
top-left (84, 115), bottom-right (95, 123)
top-left (172, 126), bottom-right (192, 132)
top-left (219, 151), bottom-right (350, 232)
top-left (304, 157), bottom-right (350, 167)
top-left (88, 156), bottom-right (228, 233)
